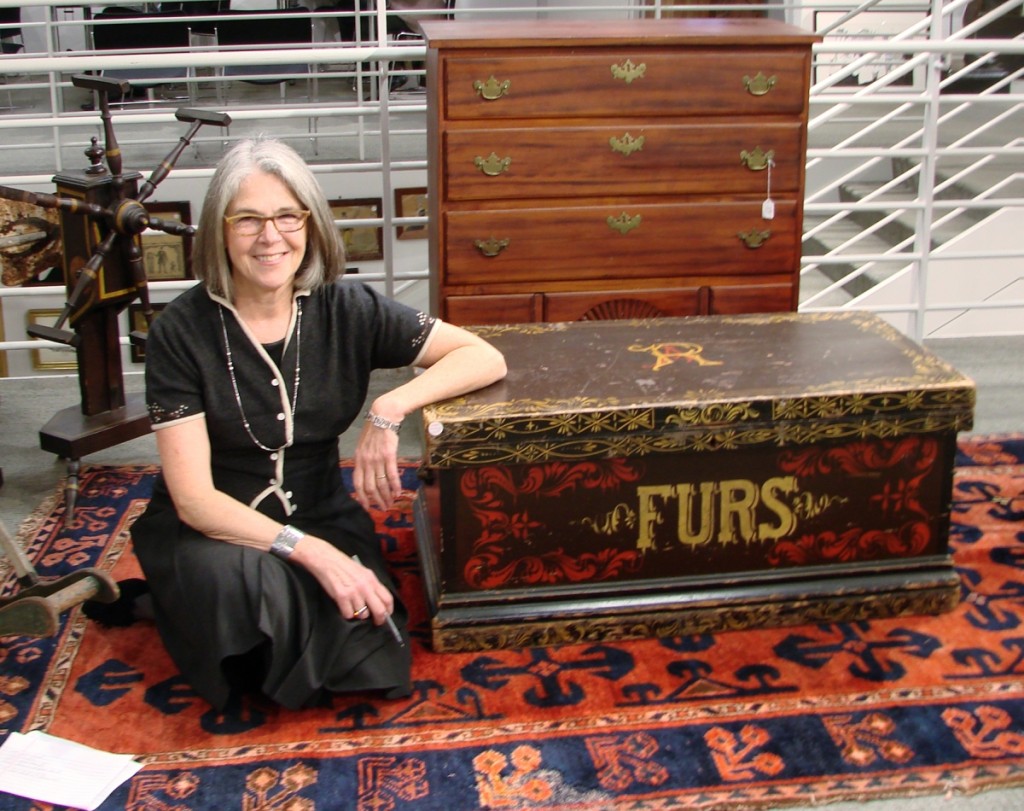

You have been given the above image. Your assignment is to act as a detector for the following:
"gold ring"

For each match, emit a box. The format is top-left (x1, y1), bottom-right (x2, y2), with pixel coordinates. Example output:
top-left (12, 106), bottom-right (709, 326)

top-left (376, 475), bottom-right (388, 479)
top-left (353, 605), bottom-right (369, 618)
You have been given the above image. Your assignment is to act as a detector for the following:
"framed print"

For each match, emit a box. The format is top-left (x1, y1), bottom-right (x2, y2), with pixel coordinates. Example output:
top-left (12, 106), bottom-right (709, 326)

top-left (142, 201), bottom-right (192, 281)
top-left (330, 198), bottom-right (383, 262)
top-left (394, 187), bottom-right (428, 240)
top-left (27, 309), bottom-right (78, 371)
top-left (128, 302), bottom-right (166, 363)
top-left (0, 198), bottom-right (64, 287)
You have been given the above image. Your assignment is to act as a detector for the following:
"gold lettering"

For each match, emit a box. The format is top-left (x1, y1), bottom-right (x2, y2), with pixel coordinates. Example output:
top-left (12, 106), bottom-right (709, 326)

top-left (718, 479), bottom-right (757, 545)
top-left (759, 476), bottom-right (799, 540)
top-left (634, 475), bottom-right (804, 551)
top-left (677, 481), bottom-right (715, 547)
top-left (637, 484), bottom-right (674, 551)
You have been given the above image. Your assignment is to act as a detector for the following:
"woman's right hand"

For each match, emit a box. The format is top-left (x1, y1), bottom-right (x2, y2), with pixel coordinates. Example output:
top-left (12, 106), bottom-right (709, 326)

top-left (290, 536), bottom-right (395, 626)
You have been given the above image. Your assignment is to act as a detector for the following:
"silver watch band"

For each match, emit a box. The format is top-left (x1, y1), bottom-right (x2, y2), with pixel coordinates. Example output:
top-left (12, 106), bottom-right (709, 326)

top-left (365, 410), bottom-right (402, 434)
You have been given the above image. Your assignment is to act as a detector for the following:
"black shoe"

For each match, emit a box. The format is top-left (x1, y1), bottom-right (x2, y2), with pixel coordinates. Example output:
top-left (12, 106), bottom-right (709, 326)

top-left (82, 578), bottom-right (152, 627)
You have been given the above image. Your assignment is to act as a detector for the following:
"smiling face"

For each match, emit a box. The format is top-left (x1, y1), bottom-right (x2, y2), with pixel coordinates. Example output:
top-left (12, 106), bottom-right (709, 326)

top-left (223, 170), bottom-right (308, 301)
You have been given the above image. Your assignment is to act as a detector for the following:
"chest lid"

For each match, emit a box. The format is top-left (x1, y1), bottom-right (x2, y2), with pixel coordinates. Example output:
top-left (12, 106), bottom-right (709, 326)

top-left (422, 312), bottom-right (975, 468)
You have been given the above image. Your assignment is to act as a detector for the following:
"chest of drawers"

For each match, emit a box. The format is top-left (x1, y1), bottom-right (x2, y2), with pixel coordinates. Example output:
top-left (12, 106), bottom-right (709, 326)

top-left (422, 18), bottom-right (819, 325)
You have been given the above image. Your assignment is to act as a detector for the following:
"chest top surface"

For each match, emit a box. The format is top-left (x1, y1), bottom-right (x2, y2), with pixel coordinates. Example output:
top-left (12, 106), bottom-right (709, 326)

top-left (420, 18), bottom-right (820, 49)
top-left (421, 312), bottom-right (976, 467)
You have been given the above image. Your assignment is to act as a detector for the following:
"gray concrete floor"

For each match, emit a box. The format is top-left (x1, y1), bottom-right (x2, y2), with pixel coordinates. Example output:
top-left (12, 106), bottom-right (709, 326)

top-left (0, 335), bottom-right (1022, 811)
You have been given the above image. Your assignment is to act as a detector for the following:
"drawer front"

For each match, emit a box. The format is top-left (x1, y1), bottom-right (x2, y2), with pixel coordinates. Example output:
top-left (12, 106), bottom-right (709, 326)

top-left (445, 293), bottom-right (540, 325)
top-left (709, 282), bottom-right (795, 314)
top-left (444, 122), bottom-right (802, 201)
top-left (444, 200), bottom-right (799, 284)
top-left (443, 50), bottom-right (810, 120)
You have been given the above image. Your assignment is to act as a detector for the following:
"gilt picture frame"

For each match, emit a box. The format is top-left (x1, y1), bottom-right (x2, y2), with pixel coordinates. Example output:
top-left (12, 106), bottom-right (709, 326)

top-left (128, 302), bottom-right (166, 363)
top-left (142, 201), bottom-right (192, 281)
top-left (394, 187), bottom-right (428, 240)
top-left (329, 198), bottom-right (384, 262)
top-left (27, 309), bottom-right (78, 371)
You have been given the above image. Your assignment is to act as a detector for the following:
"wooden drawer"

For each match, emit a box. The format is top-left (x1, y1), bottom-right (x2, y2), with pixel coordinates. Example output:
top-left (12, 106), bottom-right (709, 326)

top-left (444, 122), bottom-right (802, 201)
top-left (443, 199), bottom-right (799, 284)
top-left (442, 50), bottom-right (810, 121)
top-left (445, 293), bottom-right (540, 325)
top-left (708, 281), bottom-right (795, 314)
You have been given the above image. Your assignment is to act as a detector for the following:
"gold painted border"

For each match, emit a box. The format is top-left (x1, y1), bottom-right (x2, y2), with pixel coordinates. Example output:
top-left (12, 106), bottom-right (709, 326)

top-left (427, 411), bottom-right (974, 468)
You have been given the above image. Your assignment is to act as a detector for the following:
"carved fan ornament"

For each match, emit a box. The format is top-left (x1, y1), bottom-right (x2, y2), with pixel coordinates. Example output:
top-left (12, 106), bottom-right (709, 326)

top-left (579, 298), bottom-right (667, 321)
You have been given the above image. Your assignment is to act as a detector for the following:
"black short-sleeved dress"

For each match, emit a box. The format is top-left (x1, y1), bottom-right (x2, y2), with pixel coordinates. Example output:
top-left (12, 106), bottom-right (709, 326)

top-left (130, 279), bottom-right (437, 711)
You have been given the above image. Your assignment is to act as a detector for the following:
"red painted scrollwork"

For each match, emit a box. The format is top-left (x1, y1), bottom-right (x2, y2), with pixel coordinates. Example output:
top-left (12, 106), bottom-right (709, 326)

top-left (768, 437), bottom-right (940, 565)
top-left (461, 460), bottom-right (645, 589)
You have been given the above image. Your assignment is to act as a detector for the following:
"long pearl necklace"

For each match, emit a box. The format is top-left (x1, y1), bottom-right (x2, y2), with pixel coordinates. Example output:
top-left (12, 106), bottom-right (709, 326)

top-left (219, 299), bottom-right (302, 453)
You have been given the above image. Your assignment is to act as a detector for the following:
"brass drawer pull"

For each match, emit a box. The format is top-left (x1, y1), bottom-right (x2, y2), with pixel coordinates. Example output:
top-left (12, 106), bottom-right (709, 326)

top-left (474, 152), bottom-right (512, 176)
top-left (607, 212), bottom-right (642, 234)
top-left (743, 72), bottom-right (777, 96)
top-left (738, 229), bottom-right (772, 248)
top-left (473, 75), bottom-right (511, 100)
top-left (610, 59), bottom-right (646, 84)
top-left (609, 133), bottom-right (645, 156)
top-left (474, 237), bottom-right (510, 257)
top-left (740, 146), bottom-right (775, 171)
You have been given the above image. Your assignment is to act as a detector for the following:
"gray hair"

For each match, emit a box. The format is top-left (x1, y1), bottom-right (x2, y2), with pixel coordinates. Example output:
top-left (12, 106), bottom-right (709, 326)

top-left (192, 137), bottom-right (345, 299)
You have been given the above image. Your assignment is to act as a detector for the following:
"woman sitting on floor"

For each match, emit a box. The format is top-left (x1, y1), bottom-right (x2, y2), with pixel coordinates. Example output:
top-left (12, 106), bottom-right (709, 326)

top-left (91, 136), bottom-right (505, 711)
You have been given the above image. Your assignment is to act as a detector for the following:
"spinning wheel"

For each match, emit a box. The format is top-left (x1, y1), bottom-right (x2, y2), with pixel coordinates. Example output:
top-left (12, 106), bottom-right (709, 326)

top-left (0, 75), bottom-right (230, 516)
top-left (0, 517), bottom-right (118, 638)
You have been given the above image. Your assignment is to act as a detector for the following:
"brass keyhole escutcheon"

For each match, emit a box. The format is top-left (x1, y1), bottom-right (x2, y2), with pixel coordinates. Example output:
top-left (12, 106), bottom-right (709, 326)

top-left (738, 229), bottom-right (772, 248)
top-left (609, 133), bottom-right (645, 156)
top-left (743, 72), bottom-right (777, 96)
top-left (740, 146), bottom-right (775, 171)
top-left (474, 153), bottom-right (512, 177)
top-left (610, 59), bottom-right (646, 84)
top-left (607, 212), bottom-right (642, 234)
top-left (473, 75), bottom-right (511, 101)
top-left (474, 237), bottom-right (510, 257)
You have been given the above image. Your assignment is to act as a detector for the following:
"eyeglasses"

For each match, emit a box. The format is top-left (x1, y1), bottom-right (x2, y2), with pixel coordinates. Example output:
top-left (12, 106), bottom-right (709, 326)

top-left (224, 209), bottom-right (311, 236)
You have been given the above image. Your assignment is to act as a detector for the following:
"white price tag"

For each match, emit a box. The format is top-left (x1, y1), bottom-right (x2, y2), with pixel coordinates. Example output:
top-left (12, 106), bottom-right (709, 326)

top-left (762, 157), bottom-right (776, 220)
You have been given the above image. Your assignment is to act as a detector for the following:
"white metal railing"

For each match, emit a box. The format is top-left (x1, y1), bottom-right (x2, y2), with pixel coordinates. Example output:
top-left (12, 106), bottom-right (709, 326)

top-left (800, 0), bottom-right (1023, 340)
top-left (0, 0), bottom-right (1022, 377)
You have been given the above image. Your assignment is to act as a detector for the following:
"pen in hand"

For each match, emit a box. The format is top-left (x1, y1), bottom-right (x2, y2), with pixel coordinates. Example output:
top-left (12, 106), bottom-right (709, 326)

top-left (352, 555), bottom-right (405, 646)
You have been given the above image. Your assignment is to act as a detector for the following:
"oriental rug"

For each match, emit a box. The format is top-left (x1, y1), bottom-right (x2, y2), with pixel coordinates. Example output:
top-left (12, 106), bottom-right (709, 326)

top-left (1, 435), bottom-right (1023, 811)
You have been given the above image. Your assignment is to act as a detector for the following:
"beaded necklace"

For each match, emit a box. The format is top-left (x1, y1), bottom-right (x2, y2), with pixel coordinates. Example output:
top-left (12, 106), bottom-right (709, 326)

top-left (218, 299), bottom-right (303, 453)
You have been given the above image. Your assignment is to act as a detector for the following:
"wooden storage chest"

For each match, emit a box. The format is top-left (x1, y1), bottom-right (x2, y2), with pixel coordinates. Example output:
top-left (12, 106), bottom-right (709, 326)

top-left (423, 18), bottom-right (820, 325)
top-left (413, 312), bottom-right (976, 652)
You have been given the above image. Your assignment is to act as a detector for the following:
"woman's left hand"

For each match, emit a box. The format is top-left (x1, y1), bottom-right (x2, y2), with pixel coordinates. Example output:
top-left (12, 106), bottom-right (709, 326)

top-left (353, 418), bottom-right (402, 510)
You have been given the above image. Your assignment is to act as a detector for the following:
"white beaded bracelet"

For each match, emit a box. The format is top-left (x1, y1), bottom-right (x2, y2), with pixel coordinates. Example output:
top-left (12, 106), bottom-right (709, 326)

top-left (365, 410), bottom-right (402, 434)
top-left (270, 525), bottom-right (305, 559)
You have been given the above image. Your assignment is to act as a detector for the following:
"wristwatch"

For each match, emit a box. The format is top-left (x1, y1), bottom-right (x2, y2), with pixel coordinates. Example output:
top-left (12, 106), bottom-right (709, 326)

top-left (365, 410), bottom-right (402, 434)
